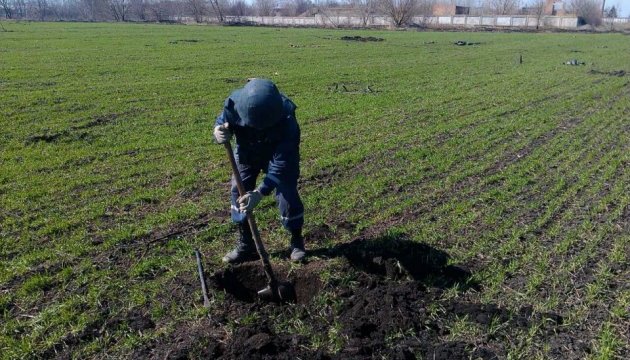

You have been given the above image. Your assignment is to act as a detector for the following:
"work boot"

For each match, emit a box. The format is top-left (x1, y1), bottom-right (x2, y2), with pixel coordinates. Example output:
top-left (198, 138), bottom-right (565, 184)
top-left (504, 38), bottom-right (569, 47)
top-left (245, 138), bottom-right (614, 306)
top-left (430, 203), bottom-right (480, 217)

top-left (222, 224), bottom-right (258, 264)
top-left (289, 228), bottom-right (306, 262)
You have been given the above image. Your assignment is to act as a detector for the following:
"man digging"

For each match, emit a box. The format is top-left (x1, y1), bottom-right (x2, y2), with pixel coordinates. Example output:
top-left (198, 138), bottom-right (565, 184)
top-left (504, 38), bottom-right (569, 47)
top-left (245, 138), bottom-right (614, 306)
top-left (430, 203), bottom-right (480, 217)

top-left (213, 79), bottom-right (306, 263)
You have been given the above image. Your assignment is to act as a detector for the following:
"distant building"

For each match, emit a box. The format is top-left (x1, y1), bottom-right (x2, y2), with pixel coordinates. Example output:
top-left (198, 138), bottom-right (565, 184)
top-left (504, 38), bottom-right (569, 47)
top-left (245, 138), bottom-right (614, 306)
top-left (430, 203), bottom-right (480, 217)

top-left (522, 0), bottom-right (571, 16)
top-left (544, 0), bottom-right (569, 16)
top-left (432, 4), bottom-right (471, 16)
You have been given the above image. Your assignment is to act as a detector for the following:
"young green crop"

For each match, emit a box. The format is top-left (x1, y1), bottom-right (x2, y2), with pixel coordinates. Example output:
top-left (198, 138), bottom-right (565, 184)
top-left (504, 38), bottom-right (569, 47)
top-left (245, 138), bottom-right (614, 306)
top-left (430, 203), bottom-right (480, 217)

top-left (1, 22), bottom-right (629, 359)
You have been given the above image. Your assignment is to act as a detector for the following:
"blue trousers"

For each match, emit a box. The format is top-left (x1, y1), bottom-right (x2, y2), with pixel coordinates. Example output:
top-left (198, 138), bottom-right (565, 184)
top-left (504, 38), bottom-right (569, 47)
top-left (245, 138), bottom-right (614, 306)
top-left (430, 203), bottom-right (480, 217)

top-left (230, 161), bottom-right (304, 231)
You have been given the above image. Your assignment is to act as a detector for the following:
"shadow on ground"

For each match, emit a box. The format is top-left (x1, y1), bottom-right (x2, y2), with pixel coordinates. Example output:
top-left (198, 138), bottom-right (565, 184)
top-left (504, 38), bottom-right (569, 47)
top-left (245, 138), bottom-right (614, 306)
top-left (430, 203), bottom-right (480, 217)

top-left (216, 232), bottom-right (476, 305)
top-left (308, 233), bottom-right (477, 289)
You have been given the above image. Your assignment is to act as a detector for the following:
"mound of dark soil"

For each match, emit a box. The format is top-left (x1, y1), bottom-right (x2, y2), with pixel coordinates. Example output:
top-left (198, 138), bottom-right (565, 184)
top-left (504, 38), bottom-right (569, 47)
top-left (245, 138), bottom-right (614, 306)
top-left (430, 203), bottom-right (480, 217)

top-left (209, 270), bottom-right (505, 359)
top-left (136, 235), bottom-right (562, 359)
top-left (341, 36), bottom-right (384, 42)
top-left (169, 39), bottom-right (201, 44)
top-left (454, 40), bottom-right (481, 46)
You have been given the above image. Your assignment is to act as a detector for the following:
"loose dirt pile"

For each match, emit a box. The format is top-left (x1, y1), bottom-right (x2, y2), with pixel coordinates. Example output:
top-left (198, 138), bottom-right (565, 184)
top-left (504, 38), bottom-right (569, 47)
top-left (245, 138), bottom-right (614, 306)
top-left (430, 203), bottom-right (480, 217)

top-left (340, 36), bottom-right (384, 42)
top-left (589, 69), bottom-right (627, 77)
top-left (134, 237), bottom-right (564, 359)
top-left (454, 40), bottom-right (481, 46)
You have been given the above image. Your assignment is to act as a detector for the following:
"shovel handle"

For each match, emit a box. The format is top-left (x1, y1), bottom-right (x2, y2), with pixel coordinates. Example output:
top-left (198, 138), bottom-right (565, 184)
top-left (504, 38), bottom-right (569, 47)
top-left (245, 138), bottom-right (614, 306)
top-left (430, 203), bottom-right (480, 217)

top-left (223, 140), bottom-right (246, 196)
top-left (224, 142), bottom-right (278, 288)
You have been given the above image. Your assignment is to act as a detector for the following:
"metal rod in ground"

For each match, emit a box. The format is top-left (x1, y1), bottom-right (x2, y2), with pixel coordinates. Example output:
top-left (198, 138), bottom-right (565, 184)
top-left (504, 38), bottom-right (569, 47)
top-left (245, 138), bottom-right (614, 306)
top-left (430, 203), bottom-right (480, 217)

top-left (195, 249), bottom-right (211, 308)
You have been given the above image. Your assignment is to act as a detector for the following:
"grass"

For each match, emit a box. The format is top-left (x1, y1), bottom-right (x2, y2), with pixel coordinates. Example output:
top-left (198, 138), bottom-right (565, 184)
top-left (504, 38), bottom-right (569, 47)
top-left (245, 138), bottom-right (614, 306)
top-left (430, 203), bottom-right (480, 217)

top-left (1, 21), bottom-right (629, 359)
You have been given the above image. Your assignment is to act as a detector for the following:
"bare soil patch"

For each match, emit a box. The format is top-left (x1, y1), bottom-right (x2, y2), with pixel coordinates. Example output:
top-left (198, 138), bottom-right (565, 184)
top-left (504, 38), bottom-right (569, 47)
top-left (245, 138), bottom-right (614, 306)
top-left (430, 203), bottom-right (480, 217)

top-left (212, 262), bottom-right (323, 304)
top-left (129, 235), bottom-right (567, 359)
top-left (340, 36), bottom-right (384, 42)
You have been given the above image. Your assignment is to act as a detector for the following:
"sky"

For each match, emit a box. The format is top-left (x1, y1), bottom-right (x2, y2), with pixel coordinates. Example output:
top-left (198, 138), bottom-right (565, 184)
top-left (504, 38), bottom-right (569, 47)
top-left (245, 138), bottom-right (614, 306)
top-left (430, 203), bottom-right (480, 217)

top-left (610, 0), bottom-right (630, 16)
top-left (517, 0), bottom-right (629, 17)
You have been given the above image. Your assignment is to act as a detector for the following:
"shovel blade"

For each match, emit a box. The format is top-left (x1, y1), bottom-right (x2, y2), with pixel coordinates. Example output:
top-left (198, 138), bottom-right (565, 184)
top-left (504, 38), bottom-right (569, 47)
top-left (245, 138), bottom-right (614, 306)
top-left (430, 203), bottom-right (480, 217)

top-left (257, 282), bottom-right (296, 303)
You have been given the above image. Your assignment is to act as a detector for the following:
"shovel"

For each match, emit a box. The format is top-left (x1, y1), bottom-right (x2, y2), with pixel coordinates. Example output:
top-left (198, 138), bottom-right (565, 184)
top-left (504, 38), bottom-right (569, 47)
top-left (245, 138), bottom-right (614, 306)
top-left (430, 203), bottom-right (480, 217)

top-left (223, 139), bottom-right (296, 303)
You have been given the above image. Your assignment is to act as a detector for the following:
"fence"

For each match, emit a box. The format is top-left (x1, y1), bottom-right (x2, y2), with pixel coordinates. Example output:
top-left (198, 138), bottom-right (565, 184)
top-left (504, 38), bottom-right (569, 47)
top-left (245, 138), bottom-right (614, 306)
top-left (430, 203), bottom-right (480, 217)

top-left (602, 17), bottom-right (630, 24)
top-left (174, 14), bottom-right (582, 30)
top-left (413, 15), bottom-right (578, 29)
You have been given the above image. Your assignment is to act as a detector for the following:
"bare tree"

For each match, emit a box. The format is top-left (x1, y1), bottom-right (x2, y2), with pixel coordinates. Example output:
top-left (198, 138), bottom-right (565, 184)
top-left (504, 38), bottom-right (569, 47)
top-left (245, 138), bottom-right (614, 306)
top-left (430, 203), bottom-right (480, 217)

top-left (254, 0), bottom-right (274, 15)
top-left (187, 0), bottom-right (206, 22)
top-left (109, 0), bottom-right (129, 20)
top-left (349, 0), bottom-right (377, 26)
top-left (49, 0), bottom-right (62, 19)
top-left (208, 0), bottom-right (224, 21)
top-left (225, 0), bottom-right (251, 16)
top-left (13, 0), bottom-right (26, 17)
top-left (379, 0), bottom-right (417, 27)
top-left (130, 0), bottom-right (148, 20)
top-left (567, 0), bottom-right (602, 26)
top-left (604, 5), bottom-right (616, 17)
top-left (487, 0), bottom-right (520, 14)
top-left (292, 0), bottom-right (313, 15)
top-left (1, 0), bottom-right (12, 18)
top-left (81, 0), bottom-right (104, 20)
top-left (147, 0), bottom-right (163, 21)
top-left (529, 0), bottom-right (545, 29)
top-left (143, 0), bottom-right (181, 22)
top-left (36, 0), bottom-right (48, 20)
top-left (417, 0), bottom-right (435, 15)
top-left (51, 0), bottom-right (80, 20)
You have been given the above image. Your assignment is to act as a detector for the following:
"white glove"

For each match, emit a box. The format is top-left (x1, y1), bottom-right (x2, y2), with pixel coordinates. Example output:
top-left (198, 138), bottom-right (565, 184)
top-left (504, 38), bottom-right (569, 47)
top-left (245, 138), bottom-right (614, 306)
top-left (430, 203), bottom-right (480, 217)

top-left (237, 190), bottom-right (263, 212)
top-left (213, 123), bottom-right (232, 144)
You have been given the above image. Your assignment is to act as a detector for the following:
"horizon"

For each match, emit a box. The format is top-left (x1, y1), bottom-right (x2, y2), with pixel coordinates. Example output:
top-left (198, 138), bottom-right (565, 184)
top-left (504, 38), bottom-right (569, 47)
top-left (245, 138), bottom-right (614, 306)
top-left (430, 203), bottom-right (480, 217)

top-left (258, 0), bottom-right (630, 18)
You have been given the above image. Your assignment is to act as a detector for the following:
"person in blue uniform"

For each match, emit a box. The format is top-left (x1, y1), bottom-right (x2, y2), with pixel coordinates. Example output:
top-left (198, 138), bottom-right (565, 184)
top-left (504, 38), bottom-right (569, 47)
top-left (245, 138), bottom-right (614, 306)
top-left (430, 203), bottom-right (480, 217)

top-left (213, 79), bottom-right (306, 263)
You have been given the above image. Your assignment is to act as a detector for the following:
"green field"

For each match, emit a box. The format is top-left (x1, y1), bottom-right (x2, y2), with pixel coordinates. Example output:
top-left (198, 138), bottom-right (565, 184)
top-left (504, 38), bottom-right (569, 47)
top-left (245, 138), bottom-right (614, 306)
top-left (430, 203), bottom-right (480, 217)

top-left (1, 22), bottom-right (629, 359)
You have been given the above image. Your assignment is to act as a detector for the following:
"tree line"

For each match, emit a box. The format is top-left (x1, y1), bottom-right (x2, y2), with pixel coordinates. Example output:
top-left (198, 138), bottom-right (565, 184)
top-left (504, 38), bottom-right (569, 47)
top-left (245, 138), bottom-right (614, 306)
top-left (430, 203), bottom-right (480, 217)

top-left (0, 0), bottom-right (619, 26)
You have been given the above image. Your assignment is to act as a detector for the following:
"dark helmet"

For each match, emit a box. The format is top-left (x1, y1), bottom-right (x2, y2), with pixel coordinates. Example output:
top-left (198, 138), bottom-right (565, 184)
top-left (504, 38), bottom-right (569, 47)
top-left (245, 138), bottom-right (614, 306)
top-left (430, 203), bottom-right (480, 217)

top-left (233, 79), bottom-right (283, 130)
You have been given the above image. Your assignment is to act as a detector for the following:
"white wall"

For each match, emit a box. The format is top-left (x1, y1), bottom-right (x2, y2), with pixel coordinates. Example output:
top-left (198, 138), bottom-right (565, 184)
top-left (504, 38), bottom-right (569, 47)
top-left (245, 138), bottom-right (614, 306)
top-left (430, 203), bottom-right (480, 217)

top-left (179, 15), bottom-right (579, 30)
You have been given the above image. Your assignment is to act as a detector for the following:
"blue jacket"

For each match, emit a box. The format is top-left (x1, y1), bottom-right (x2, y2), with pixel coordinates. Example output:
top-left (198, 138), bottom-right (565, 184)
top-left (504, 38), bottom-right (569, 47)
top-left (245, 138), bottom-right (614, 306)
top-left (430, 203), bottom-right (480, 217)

top-left (216, 94), bottom-right (300, 196)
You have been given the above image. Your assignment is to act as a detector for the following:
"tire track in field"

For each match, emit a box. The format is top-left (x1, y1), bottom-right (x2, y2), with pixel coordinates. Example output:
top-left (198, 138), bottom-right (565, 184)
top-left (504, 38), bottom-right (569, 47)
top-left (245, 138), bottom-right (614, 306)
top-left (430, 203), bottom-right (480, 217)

top-left (436, 119), bottom-right (628, 355)
top-left (499, 146), bottom-right (626, 296)
top-left (460, 115), bottom-right (615, 266)
top-left (314, 80), bottom-right (623, 240)
top-left (458, 89), bottom-right (628, 305)
top-left (557, 92), bottom-right (630, 292)
top-left (304, 74), bottom-right (572, 210)
top-left (412, 86), bottom-right (627, 285)
top-left (485, 95), bottom-right (625, 243)
top-left (465, 81), bottom-right (629, 186)
top-left (554, 164), bottom-right (629, 289)
top-left (376, 106), bottom-right (616, 358)
top-left (301, 76), bottom-right (571, 195)
top-left (345, 124), bottom-right (597, 264)
top-left (543, 188), bottom-right (629, 359)
top-left (332, 84), bottom-right (584, 232)
top-left (396, 81), bottom-right (628, 227)
top-left (366, 104), bottom-right (602, 235)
